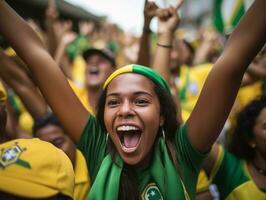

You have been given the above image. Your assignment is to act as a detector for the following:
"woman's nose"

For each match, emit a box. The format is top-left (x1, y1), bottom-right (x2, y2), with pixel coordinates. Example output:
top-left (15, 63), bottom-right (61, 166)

top-left (118, 100), bottom-right (134, 117)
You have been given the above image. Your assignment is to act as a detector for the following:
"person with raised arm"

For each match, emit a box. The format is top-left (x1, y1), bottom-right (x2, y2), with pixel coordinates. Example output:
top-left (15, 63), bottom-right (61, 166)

top-left (0, 0), bottom-right (265, 199)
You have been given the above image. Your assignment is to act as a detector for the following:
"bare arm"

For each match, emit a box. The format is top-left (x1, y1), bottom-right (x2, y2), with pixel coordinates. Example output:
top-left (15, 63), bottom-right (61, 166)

top-left (137, 0), bottom-right (158, 66)
top-left (187, 0), bottom-right (266, 152)
top-left (45, 0), bottom-right (59, 57)
top-left (193, 29), bottom-right (220, 65)
top-left (54, 31), bottom-right (77, 79)
top-left (153, 1), bottom-right (183, 82)
top-left (0, 1), bottom-right (89, 143)
top-left (0, 50), bottom-right (48, 119)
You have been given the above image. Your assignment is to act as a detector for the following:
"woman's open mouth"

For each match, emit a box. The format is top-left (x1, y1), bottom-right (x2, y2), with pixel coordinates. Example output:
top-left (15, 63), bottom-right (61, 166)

top-left (117, 125), bottom-right (142, 153)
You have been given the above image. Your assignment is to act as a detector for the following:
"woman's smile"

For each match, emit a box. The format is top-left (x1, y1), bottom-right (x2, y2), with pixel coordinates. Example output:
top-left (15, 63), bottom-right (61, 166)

top-left (116, 124), bottom-right (142, 153)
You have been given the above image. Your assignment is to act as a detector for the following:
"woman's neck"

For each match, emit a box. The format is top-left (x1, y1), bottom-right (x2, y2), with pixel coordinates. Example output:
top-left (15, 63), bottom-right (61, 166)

top-left (252, 151), bottom-right (266, 174)
top-left (247, 153), bottom-right (266, 188)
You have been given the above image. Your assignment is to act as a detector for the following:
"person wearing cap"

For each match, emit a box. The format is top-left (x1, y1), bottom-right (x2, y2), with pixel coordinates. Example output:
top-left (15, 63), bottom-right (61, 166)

top-left (0, 138), bottom-right (74, 199)
top-left (0, 50), bottom-right (91, 199)
top-left (33, 113), bottom-right (91, 200)
top-left (0, 0), bottom-right (265, 200)
top-left (70, 47), bottom-right (116, 114)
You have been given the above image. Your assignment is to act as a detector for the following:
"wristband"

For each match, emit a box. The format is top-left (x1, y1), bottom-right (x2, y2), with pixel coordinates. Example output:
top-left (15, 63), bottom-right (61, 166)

top-left (156, 43), bottom-right (172, 48)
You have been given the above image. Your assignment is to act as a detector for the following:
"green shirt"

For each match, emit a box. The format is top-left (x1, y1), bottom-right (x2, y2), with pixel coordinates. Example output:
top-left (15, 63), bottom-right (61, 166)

top-left (210, 145), bottom-right (266, 200)
top-left (77, 115), bottom-right (206, 199)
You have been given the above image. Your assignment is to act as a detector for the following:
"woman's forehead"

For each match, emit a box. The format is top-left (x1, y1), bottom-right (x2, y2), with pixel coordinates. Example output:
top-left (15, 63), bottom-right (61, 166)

top-left (106, 73), bottom-right (156, 93)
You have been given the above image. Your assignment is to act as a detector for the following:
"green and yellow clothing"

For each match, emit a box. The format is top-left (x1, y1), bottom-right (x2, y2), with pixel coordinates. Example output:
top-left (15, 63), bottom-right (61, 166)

top-left (77, 115), bottom-right (207, 200)
top-left (196, 170), bottom-right (210, 193)
top-left (176, 63), bottom-right (212, 121)
top-left (176, 63), bottom-right (213, 196)
top-left (73, 150), bottom-right (91, 200)
top-left (209, 145), bottom-right (266, 200)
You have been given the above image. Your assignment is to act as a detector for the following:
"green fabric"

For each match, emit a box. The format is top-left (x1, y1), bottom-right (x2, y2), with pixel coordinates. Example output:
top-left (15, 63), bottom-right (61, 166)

top-left (88, 155), bottom-right (123, 200)
top-left (77, 116), bottom-right (107, 182)
top-left (66, 35), bottom-right (90, 60)
top-left (178, 67), bottom-right (190, 103)
top-left (150, 138), bottom-right (186, 199)
top-left (211, 146), bottom-right (266, 199)
top-left (88, 138), bottom-right (187, 200)
top-left (232, 3), bottom-right (245, 28)
top-left (174, 124), bottom-right (206, 198)
top-left (132, 64), bottom-right (172, 96)
top-left (77, 116), bottom-right (206, 199)
top-left (103, 64), bottom-right (172, 96)
top-left (213, 0), bottom-right (224, 33)
top-left (213, 0), bottom-right (245, 34)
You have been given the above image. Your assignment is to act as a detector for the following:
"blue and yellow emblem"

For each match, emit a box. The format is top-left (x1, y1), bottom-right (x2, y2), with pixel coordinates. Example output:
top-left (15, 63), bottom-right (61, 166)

top-left (0, 142), bottom-right (31, 169)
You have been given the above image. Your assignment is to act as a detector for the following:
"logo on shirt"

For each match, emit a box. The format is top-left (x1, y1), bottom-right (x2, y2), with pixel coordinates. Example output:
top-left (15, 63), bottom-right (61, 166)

top-left (0, 142), bottom-right (31, 169)
top-left (142, 183), bottom-right (163, 200)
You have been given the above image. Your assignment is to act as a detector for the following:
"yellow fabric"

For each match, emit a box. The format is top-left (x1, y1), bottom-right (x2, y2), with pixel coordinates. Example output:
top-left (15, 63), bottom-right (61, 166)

top-left (19, 111), bottom-right (34, 135)
top-left (236, 82), bottom-right (262, 110)
top-left (196, 170), bottom-right (210, 193)
top-left (177, 64), bottom-right (212, 121)
top-left (14, 95), bottom-right (33, 135)
top-left (0, 138), bottom-right (74, 198)
top-left (0, 81), bottom-right (7, 103)
top-left (4, 47), bottom-right (16, 57)
top-left (225, 0), bottom-right (244, 31)
top-left (226, 180), bottom-right (266, 200)
top-left (228, 81), bottom-right (262, 134)
top-left (71, 55), bottom-right (86, 87)
top-left (223, 162), bottom-right (266, 200)
top-left (73, 150), bottom-right (90, 200)
top-left (208, 145), bottom-right (266, 199)
top-left (69, 80), bottom-right (93, 113)
top-left (209, 145), bottom-right (224, 183)
top-left (103, 65), bottom-right (133, 89)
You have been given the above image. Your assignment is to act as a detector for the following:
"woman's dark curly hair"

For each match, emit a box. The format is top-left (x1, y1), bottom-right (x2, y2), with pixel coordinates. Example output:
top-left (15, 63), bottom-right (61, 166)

top-left (96, 81), bottom-right (180, 200)
top-left (228, 95), bottom-right (266, 160)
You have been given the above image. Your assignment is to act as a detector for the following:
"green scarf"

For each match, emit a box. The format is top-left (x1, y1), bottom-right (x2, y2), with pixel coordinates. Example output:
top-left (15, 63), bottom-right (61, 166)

top-left (88, 138), bottom-right (189, 200)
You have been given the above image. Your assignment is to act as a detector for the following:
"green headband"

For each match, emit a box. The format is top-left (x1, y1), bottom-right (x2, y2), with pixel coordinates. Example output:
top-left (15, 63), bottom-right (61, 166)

top-left (103, 64), bottom-right (171, 95)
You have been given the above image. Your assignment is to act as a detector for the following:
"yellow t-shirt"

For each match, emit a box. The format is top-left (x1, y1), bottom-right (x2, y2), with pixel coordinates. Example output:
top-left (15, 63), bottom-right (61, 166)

top-left (71, 56), bottom-right (86, 88)
top-left (73, 149), bottom-right (91, 200)
top-left (68, 80), bottom-right (93, 113)
top-left (19, 111), bottom-right (34, 135)
top-left (176, 63), bottom-right (212, 121)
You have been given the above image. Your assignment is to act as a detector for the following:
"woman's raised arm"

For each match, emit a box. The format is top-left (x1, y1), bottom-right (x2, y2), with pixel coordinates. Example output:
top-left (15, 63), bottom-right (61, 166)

top-left (187, 0), bottom-right (266, 152)
top-left (0, 1), bottom-right (89, 143)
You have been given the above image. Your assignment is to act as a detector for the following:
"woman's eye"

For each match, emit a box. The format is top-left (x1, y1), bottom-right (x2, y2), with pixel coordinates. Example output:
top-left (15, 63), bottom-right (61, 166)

top-left (107, 99), bottom-right (119, 107)
top-left (135, 99), bottom-right (149, 106)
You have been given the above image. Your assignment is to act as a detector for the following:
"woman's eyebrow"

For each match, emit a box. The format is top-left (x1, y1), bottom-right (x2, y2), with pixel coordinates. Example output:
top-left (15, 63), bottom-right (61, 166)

top-left (106, 91), bottom-right (153, 97)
